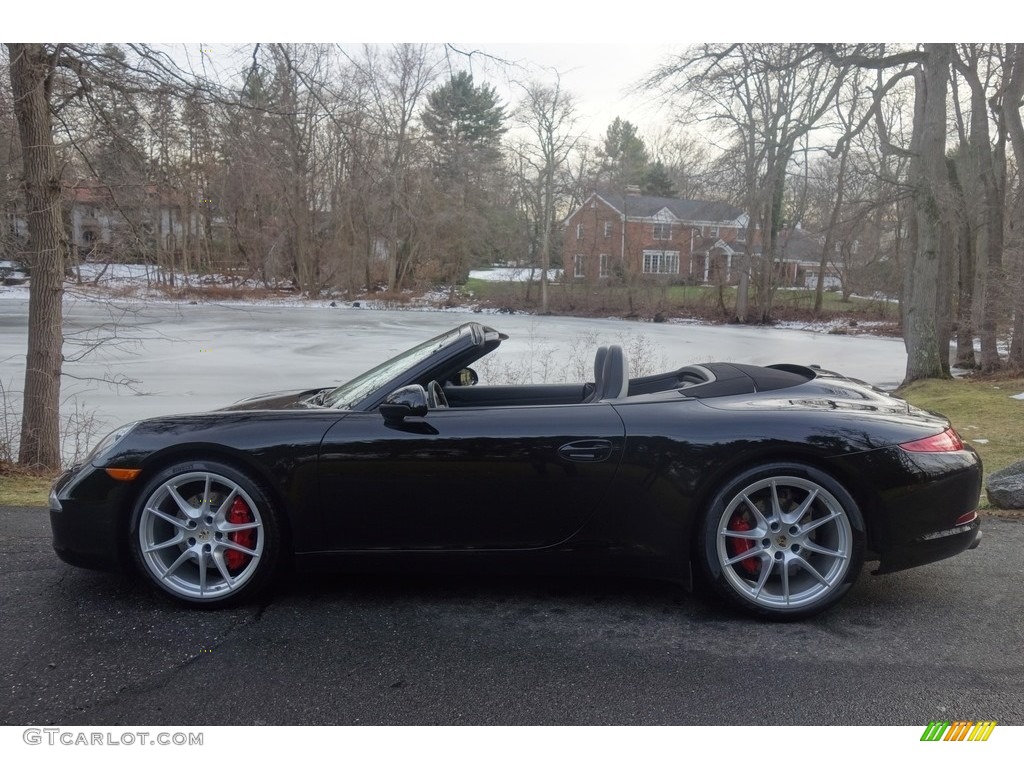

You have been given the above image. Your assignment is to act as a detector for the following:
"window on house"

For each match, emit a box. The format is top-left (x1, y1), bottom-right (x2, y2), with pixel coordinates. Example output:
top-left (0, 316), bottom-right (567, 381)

top-left (710, 225), bottom-right (719, 237)
top-left (576, 223), bottom-right (584, 240)
top-left (574, 254), bottom-right (585, 278)
top-left (653, 222), bottom-right (672, 240)
top-left (604, 221), bottom-right (613, 238)
top-left (599, 253), bottom-right (609, 278)
top-left (642, 250), bottom-right (680, 275)
top-left (736, 228), bottom-right (746, 243)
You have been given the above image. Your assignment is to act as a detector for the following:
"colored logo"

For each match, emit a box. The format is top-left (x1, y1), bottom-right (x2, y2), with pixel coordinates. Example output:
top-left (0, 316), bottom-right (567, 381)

top-left (920, 720), bottom-right (996, 741)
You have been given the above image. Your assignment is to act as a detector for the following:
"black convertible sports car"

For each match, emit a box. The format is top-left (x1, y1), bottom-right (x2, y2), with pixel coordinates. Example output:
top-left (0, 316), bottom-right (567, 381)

top-left (49, 322), bottom-right (982, 619)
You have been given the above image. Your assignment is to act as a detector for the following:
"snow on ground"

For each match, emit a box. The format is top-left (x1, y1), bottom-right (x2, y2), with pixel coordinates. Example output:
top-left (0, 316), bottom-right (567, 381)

top-left (469, 267), bottom-right (563, 282)
top-left (0, 283), bottom-right (30, 300)
top-left (771, 318), bottom-right (897, 337)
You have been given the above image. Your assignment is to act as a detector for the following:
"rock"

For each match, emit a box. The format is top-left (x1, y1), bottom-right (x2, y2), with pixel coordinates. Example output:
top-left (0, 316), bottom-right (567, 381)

top-left (986, 461), bottom-right (1024, 509)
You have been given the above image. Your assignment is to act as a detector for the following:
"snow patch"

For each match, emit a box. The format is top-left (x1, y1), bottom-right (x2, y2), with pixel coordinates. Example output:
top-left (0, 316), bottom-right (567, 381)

top-left (469, 267), bottom-right (562, 283)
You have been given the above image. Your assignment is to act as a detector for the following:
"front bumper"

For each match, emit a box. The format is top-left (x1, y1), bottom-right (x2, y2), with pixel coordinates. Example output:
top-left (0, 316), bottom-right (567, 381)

top-left (49, 465), bottom-right (134, 572)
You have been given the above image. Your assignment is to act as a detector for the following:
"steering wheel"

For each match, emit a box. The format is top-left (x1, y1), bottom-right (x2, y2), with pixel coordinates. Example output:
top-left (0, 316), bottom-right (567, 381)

top-left (426, 380), bottom-right (449, 409)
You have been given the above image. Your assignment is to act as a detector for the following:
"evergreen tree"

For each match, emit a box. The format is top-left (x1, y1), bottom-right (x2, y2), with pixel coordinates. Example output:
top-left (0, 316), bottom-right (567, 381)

top-left (421, 70), bottom-right (506, 182)
top-left (421, 71), bottom-right (508, 284)
top-left (599, 117), bottom-right (649, 188)
top-left (641, 161), bottom-right (678, 197)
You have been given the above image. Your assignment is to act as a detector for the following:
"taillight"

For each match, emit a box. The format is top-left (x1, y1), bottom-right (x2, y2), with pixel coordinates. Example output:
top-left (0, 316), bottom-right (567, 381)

top-left (955, 511), bottom-right (978, 526)
top-left (899, 428), bottom-right (964, 452)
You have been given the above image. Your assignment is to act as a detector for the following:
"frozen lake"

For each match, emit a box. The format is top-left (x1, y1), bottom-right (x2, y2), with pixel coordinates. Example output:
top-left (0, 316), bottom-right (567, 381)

top-left (0, 298), bottom-right (908, 451)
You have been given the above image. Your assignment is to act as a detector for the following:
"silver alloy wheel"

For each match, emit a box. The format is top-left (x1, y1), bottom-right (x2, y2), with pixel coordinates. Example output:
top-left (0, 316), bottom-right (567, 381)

top-left (715, 475), bottom-right (853, 610)
top-left (137, 471), bottom-right (265, 601)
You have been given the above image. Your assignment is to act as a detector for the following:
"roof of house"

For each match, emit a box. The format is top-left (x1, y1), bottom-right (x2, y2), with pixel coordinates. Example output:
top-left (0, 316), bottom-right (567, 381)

top-left (777, 227), bottom-right (824, 261)
top-left (597, 193), bottom-right (745, 223)
top-left (63, 180), bottom-right (177, 205)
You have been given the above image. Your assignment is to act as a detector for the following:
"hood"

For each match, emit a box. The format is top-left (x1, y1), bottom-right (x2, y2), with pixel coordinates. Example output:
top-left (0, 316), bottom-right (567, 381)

top-left (221, 388), bottom-right (328, 411)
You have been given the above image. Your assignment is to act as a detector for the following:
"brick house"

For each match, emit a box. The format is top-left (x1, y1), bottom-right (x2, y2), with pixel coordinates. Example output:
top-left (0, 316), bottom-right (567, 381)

top-left (65, 181), bottom-right (220, 259)
top-left (563, 191), bottom-right (750, 284)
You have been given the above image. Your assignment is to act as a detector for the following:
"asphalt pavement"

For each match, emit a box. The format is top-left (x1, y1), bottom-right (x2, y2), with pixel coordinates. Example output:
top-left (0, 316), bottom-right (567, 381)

top-left (2, 504), bottom-right (1022, 726)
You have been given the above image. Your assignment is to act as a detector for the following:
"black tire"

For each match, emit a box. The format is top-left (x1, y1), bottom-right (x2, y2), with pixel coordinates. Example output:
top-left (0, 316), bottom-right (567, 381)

top-left (129, 460), bottom-right (282, 606)
top-left (696, 462), bottom-right (865, 620)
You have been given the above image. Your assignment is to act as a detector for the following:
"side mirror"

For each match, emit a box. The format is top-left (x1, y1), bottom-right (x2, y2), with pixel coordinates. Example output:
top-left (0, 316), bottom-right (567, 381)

top-left (380, 385), bottom-right (429, 424)
top-left (451, 367), bottom-right (479, 386)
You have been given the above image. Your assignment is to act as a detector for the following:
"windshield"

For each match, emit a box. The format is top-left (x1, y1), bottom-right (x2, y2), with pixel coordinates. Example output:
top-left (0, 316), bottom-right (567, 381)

top-left (320, 326), bottom-right (468, 409)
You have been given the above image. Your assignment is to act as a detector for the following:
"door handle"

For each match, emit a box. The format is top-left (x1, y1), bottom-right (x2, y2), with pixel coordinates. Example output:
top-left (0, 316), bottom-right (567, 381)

top-left (558, 439), bottom-right (613, 462)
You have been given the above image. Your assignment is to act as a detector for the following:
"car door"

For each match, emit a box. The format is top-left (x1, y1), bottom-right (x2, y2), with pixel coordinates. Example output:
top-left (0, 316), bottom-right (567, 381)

top-left (317, 402), bottom-right (625, 550)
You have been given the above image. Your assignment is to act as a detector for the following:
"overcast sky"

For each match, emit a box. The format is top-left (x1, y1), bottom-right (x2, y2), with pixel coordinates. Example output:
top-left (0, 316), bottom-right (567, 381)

top-left (13, 2), bottom-right (971, 147)
top-left (449, 43), bottom-right (678, 140)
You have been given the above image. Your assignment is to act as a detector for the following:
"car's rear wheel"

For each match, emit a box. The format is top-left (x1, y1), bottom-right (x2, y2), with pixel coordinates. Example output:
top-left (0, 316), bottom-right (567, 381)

top-left (697, 463), bottom-right (865, 620)
top-left (129, 461), bottom-right (281, 606)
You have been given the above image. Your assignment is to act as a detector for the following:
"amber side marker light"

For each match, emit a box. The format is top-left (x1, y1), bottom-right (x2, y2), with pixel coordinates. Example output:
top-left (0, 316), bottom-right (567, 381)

top-left (899, 428), bottom-right (964, 452)
top-left (105, 468), bottom-right (142, 481)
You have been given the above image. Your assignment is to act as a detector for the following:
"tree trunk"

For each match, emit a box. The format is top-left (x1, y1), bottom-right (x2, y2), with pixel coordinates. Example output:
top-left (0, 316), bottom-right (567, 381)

top-left (903, 45), bottom-right (952, 384)
top-left (937, 218), bottom-right (955, 377)
top-left (1001, 45), bottom-right (1024, 367)
top-left (733, 250), bottom-right (750, 322)
top-left (8, 43), bottom-right (64, 468)
top-left (1010, 300), bottom-right (1024, 367)
top-left (976, 83), bottom-right (1007, 374)
top-left (955, 216), bottom-right (977, 367)
top-left (539, 178), bottom-right (551, 315)
top-left (815, 143), bottom-right (849, 314)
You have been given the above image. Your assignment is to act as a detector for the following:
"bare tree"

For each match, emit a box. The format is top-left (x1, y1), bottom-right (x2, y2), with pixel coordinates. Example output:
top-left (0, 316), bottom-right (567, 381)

top-left (344, 44), bottom-right (438, 292)
top-left (512, 76), bottom-right (581, 314)
top-left (811, 70), bottom-right (870, 313)
top-left (7, 44), bottom-right (66, 468)
top-left (952, 44), bottom-right (1008, 373)
top-left (4, 42), bottom-right (222, 466)
top-left (647, 44), bottom-right (851, 323)
top-left (994, 44), bottom-right (1024, 368)
top-left (645, 128), bottom-right (718, 200)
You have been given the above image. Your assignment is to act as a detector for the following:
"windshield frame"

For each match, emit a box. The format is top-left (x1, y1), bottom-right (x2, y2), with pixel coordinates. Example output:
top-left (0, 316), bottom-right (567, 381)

top-left (320, 324), bottom-right (490, 410)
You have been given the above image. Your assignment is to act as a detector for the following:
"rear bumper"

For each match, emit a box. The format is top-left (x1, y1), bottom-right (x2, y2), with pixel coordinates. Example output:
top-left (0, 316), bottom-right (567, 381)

top-left (873, 517), bottom-right (981, 575)
top-left (832, 442), bottom-right (983, 573)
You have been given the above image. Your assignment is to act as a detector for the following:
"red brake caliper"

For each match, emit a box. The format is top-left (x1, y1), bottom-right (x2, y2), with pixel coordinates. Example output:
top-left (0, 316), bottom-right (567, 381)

top-left (225, 496), bottom-right (256, 572)
top-left (727, 512), bottom-right (761, 576)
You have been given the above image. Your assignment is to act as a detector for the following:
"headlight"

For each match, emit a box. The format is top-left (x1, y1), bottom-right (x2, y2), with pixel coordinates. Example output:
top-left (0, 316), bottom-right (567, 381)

top-left (84, 422), bottom-right (138, 466)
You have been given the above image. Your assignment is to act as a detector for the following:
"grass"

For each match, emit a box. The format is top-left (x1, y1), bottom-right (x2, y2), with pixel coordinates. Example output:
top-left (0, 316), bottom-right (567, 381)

top-left (900, 376), bottom-right (1024, 508)
top-left (0, 465), bottom-right (56, 506)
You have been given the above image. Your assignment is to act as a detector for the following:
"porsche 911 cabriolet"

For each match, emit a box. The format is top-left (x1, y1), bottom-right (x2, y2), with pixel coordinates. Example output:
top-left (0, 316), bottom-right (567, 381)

top-left (49, 322), bottom-right (982, 619)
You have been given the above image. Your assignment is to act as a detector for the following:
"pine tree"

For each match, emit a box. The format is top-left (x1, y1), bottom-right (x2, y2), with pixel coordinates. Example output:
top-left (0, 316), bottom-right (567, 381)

top-left (641, 161), bottom-right (678, 197)
top-left (421, 71), bottom-right (508, 284)
top-left (421, 71), bottom-right (506, 183)
top-left (599, 117), bottom-right (649, 188)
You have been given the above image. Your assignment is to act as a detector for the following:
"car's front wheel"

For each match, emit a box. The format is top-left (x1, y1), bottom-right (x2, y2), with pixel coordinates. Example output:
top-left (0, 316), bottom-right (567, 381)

top-left (697, 463), bottom-right (865, 620)
top-left (129, 461), bottom-right (281, 606)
